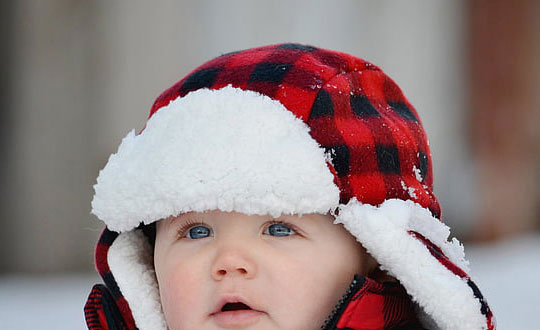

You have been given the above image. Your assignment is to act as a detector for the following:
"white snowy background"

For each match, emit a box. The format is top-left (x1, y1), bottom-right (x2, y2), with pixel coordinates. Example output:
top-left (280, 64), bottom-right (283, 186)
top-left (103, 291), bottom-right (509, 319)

top-left (1, 234), bottom-right (539, 329)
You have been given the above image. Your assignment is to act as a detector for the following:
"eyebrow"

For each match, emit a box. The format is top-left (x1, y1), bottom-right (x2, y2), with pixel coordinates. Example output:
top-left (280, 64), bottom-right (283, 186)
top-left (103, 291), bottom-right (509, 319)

top-left (168, 212), bottom-right (207, 228)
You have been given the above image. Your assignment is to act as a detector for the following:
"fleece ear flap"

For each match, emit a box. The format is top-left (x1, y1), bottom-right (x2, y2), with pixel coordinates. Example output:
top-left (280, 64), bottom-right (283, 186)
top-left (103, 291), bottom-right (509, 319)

top-left (106, 230), bottom-right (168, 330)
top-left (334, 198), bottom-right (495, 330)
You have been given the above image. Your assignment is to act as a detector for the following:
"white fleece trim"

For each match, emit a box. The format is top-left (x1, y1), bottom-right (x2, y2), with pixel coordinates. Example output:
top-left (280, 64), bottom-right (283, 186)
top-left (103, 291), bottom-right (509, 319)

top-left (334, 198), bottom-right (486, 330)
top-left (108, 231), bottom-right (168, 330)
top-left (92, 85), bottom-right (340, 232)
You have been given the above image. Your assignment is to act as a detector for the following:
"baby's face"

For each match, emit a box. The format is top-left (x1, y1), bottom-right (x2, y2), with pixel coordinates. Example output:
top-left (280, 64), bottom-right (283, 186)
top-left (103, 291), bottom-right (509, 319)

top-left (154, 210), bottom-right (375, 330)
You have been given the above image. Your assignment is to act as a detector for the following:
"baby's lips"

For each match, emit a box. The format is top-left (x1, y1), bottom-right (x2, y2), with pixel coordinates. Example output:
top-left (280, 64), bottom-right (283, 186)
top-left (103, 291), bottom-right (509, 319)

top-left (211, 294), bottom-right (263, 315)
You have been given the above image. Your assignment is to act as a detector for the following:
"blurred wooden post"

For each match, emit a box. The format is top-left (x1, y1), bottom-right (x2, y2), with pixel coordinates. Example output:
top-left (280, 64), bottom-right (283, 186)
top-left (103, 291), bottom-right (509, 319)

top-left (468, 0), bottom-right (540, 241)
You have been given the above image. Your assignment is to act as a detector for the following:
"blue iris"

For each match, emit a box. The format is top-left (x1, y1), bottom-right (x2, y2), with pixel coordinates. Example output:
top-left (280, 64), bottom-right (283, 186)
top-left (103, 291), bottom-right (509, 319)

top-left (187, 225), bottom-right (212, 239)
top-left (266, 223), bottom-right (294, 237)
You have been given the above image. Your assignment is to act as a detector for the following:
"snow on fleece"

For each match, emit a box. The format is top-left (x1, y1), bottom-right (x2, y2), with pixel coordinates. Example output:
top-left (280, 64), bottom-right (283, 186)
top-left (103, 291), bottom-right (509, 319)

top-left (92, 86), bottom-right (340, 232)
top-left (335, 198), bottom-right (486, 330)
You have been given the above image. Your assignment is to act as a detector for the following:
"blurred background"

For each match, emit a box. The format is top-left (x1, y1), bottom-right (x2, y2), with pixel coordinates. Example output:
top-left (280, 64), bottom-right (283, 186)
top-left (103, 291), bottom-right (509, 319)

top-left (1, 0), bottom-right (539, 329)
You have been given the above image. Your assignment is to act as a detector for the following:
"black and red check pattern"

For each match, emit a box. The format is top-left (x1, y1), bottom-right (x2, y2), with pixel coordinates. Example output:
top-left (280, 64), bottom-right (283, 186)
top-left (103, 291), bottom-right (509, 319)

top-left (85, 228), bottom-right (137, 330)
top-left (85, 284), bottom-right (130, 330)
top-left (323, 275), bottom-right (425, 330)
top-left (409, 231), bottom-right (496, 330)
top-left (149, 43), bottom-right (441, 218)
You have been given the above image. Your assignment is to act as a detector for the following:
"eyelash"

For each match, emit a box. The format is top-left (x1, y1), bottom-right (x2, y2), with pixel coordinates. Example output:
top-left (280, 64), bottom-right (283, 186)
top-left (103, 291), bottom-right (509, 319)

top-left (265, 220), bottom-right (302, 237)
top-left (176, 219), bottom-right (303, 239)
top-left (176, 219), bottom-right (208, 239)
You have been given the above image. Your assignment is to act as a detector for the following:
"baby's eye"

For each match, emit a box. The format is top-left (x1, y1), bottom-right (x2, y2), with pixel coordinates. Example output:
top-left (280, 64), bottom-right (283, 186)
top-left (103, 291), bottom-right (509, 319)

top-left (185, 225), bottom-right (213, 239)
top-left (264, 222), bottom-right (297, 237)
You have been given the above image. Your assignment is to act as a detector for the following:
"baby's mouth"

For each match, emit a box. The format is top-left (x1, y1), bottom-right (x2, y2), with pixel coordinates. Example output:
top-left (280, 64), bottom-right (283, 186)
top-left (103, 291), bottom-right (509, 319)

top-left (211, 300), bottom-right (266, 327)
top-left (221, 302), bottom-right (252, 312)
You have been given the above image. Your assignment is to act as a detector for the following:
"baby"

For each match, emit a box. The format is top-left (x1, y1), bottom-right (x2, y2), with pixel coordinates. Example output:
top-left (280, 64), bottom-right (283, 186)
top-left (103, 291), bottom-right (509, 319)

top-left (85, 43), bottom-right (495, 330)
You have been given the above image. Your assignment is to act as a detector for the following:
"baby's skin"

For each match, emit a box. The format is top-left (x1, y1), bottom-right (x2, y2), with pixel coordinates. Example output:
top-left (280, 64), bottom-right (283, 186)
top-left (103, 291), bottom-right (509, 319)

top-left (154, 210), bottom-right (377, 330)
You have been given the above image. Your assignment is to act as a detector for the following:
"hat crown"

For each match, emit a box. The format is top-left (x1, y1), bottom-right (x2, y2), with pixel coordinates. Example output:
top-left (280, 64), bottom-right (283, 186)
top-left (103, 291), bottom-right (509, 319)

top-left (148, 43), bottom-right (440, 218)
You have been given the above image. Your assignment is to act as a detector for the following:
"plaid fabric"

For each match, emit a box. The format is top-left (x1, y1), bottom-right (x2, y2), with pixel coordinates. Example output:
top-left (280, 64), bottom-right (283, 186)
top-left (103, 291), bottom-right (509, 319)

top-left (324, 275), bottom-right (425, 330)
top-left (86, 228), bottom-right (137, 330)
top-left (149, 43), bottom-right (441, 218)
top-left (409, 231), bottom-right (496, 330)
top-left (84, 284), bottom-right (131, 330)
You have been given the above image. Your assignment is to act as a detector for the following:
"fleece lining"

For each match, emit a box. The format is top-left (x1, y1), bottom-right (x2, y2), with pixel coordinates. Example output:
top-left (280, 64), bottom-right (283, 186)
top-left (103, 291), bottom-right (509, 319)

top-left (92, 86), bottom-right (340, 232)
top-left (108, 230), bottom-right (167, 330)
top-left (335, 198), bottom-right (487, 330)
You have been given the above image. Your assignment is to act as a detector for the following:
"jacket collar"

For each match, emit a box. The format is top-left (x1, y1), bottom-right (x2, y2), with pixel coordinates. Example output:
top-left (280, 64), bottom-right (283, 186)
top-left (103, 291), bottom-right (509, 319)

top-left (322, 274), bottom-right (424, 330)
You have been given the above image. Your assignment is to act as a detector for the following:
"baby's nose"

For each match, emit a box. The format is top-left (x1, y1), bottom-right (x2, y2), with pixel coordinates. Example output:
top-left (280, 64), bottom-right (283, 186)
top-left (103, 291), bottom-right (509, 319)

top-left (211, 248), bottom-right (257, 281)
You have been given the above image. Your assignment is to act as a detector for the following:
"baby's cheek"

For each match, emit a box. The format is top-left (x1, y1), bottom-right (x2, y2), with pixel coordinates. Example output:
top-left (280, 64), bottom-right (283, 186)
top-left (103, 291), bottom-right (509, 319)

top-left (158, 264), bottom-right (206, 328)
top-left (270, 259), bottom-right (337, 329)
top-left (293, 253), bottom-right (357, 325)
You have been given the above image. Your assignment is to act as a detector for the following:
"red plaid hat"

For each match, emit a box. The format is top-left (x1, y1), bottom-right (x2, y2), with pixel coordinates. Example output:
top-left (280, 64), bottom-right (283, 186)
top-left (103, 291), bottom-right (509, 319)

top-left (90, 43), bottom-right (495, 330)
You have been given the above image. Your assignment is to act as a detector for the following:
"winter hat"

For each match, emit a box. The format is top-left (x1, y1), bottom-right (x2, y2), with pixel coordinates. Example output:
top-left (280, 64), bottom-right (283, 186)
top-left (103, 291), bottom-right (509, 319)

top-left (89, 43), bottom-right (495, 330)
